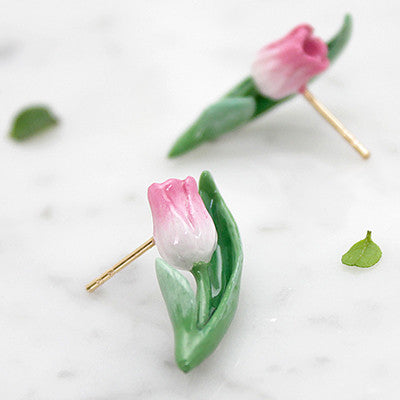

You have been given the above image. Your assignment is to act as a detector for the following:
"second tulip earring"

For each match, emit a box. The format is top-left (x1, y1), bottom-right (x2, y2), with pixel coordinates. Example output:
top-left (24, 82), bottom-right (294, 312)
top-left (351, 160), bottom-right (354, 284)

top-left (86, 171), bottom-right (243, 373)
top-left (168, 14), bottom-right (370, 159)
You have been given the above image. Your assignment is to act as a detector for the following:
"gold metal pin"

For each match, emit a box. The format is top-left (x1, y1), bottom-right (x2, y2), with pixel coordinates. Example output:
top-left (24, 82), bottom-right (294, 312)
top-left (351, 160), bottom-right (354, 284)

top-left (86, 237), bottom-right (155, 293)
top-left (302, 89), bottom-right (370, 159)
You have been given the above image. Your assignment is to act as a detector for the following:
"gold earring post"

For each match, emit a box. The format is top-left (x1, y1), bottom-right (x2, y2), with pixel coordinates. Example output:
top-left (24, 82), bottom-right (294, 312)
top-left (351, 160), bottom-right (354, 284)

top-left (302, 89), bottom-right (370, 159)
top-left (86, 237), bottom-right (155, 293)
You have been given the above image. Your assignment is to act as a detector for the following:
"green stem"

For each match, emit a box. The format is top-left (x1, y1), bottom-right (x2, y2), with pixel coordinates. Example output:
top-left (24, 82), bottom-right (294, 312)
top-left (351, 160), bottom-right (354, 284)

top-left (191, 263), bottom-right (211, 328)
top-left (224, 77), bottom-right (258, 98)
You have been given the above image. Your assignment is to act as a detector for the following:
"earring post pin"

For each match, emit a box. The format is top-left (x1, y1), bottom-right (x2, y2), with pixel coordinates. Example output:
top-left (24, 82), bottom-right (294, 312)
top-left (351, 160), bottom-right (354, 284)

top-left (86, 237), bottom-right (155, 293)
top-left (302, 89), bottom-right (370, 159)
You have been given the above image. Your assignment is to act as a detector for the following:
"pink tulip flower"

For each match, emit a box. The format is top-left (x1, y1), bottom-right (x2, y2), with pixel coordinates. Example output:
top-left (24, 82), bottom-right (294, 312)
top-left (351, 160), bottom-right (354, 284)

top-left (251, 24), bottom-right (329, 99)
top-left (148, 176), bottom-right (217, 270)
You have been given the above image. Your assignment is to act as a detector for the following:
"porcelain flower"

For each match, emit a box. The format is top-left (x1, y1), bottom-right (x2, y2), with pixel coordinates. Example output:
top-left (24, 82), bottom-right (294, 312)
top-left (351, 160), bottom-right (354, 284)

top-left (148, 176), bottom-right (217, 270)
top-left (251, 24), bottom-right (329, 99)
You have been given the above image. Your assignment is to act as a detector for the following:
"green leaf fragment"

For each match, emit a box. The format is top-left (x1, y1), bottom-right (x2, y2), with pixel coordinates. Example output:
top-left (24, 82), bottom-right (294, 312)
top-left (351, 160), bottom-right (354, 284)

top-left (9, 106), bottom-right (58, 141)
top-left (341, 231), bottom-right (382, 268)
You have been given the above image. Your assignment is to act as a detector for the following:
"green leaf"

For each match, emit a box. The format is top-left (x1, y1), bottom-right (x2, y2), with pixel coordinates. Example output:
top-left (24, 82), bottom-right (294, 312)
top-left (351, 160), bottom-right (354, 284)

top-left (341, 231), bottom-right (382, 268)
top-left (168, 97), bottom-right (255, 157)
top-left (326, 13), bottom-right (353, 63)
top-left (168, 14), bottom-right (353, 157)
top-left (155, 171), bottom-right (243, 372)
top-left (198, 171), bottom-right (243, 312)
top-left (9, 106), bottom-right (58, 141)
top-left (155, 258), bottom-right (197, 330)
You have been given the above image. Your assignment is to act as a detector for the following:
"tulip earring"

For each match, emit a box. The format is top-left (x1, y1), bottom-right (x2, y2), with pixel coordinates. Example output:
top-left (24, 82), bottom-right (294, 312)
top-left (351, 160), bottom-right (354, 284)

top-left (86, 171), bottom-right (243, 372)
top-left (168, 14), bottom-right (370, 159)
top-left (251, 23), bottom-right (369, 158)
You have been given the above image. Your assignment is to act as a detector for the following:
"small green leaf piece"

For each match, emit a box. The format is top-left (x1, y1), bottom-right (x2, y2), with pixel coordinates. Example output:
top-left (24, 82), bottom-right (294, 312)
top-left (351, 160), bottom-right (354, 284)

top-left (10, 106), bottom-right (58, 141)
top-left (341, 231), bottom-right (382, 268)
top-left (168, 97), bottom-right (255, 157)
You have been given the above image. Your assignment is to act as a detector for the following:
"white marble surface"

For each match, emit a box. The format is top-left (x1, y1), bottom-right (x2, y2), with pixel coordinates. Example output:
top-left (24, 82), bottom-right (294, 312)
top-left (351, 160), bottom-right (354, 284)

top-left (1, 0), bottom-right (400, 399)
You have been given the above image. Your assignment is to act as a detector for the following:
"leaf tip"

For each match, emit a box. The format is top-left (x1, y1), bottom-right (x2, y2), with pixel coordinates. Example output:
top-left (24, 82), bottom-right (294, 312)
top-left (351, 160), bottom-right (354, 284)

top-left (167, 126), bottom-right (201, 158)
top-left (199, 170), bottom-right (218, 193)
top-left (343, 13), bottom-right (352, 24)
top-left (199, 169), bottom-right (212, 181)
top-left (155, 257), bottom-right (171, 279)
top-left (168, 143), bottom-right (184, 158)
top-left (176, 357), bottom-right (193, 373)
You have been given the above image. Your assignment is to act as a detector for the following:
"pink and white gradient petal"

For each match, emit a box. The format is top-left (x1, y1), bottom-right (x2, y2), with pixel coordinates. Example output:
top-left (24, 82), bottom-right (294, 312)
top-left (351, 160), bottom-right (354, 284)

top-left (148, 176), bottom-right (217, 270)
top-left (251, 24), bottom-right (329, 99)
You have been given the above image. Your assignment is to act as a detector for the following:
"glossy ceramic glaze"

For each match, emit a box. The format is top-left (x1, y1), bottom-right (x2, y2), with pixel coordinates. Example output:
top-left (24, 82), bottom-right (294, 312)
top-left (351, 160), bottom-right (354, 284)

top-left (251, 24), bottom-right (329, 99)
top-left (155, 171), bottom-right (243, 372)
top-left (148, 176), bottom-right (217, 270)
top-left (168, 15), bottom-right (352, 157)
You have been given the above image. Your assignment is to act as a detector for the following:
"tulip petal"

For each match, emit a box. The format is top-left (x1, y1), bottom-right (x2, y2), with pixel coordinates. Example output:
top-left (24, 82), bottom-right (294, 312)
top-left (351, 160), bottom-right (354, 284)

top-left (251, 24), bottom-right (330, 99)
top-left (148, 176), bottom-right (217, 270)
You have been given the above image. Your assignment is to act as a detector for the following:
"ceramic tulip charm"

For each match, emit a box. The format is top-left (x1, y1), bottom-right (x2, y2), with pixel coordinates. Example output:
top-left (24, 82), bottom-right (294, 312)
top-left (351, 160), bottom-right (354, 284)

top-left (251, 24), bottom-right (329, 99)
top-left (86, 171), bottom-right (243, 372)
top-left (168, 14), bottom-right (370, 159)
top-left (148, 176), bottom-right (217, 270)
